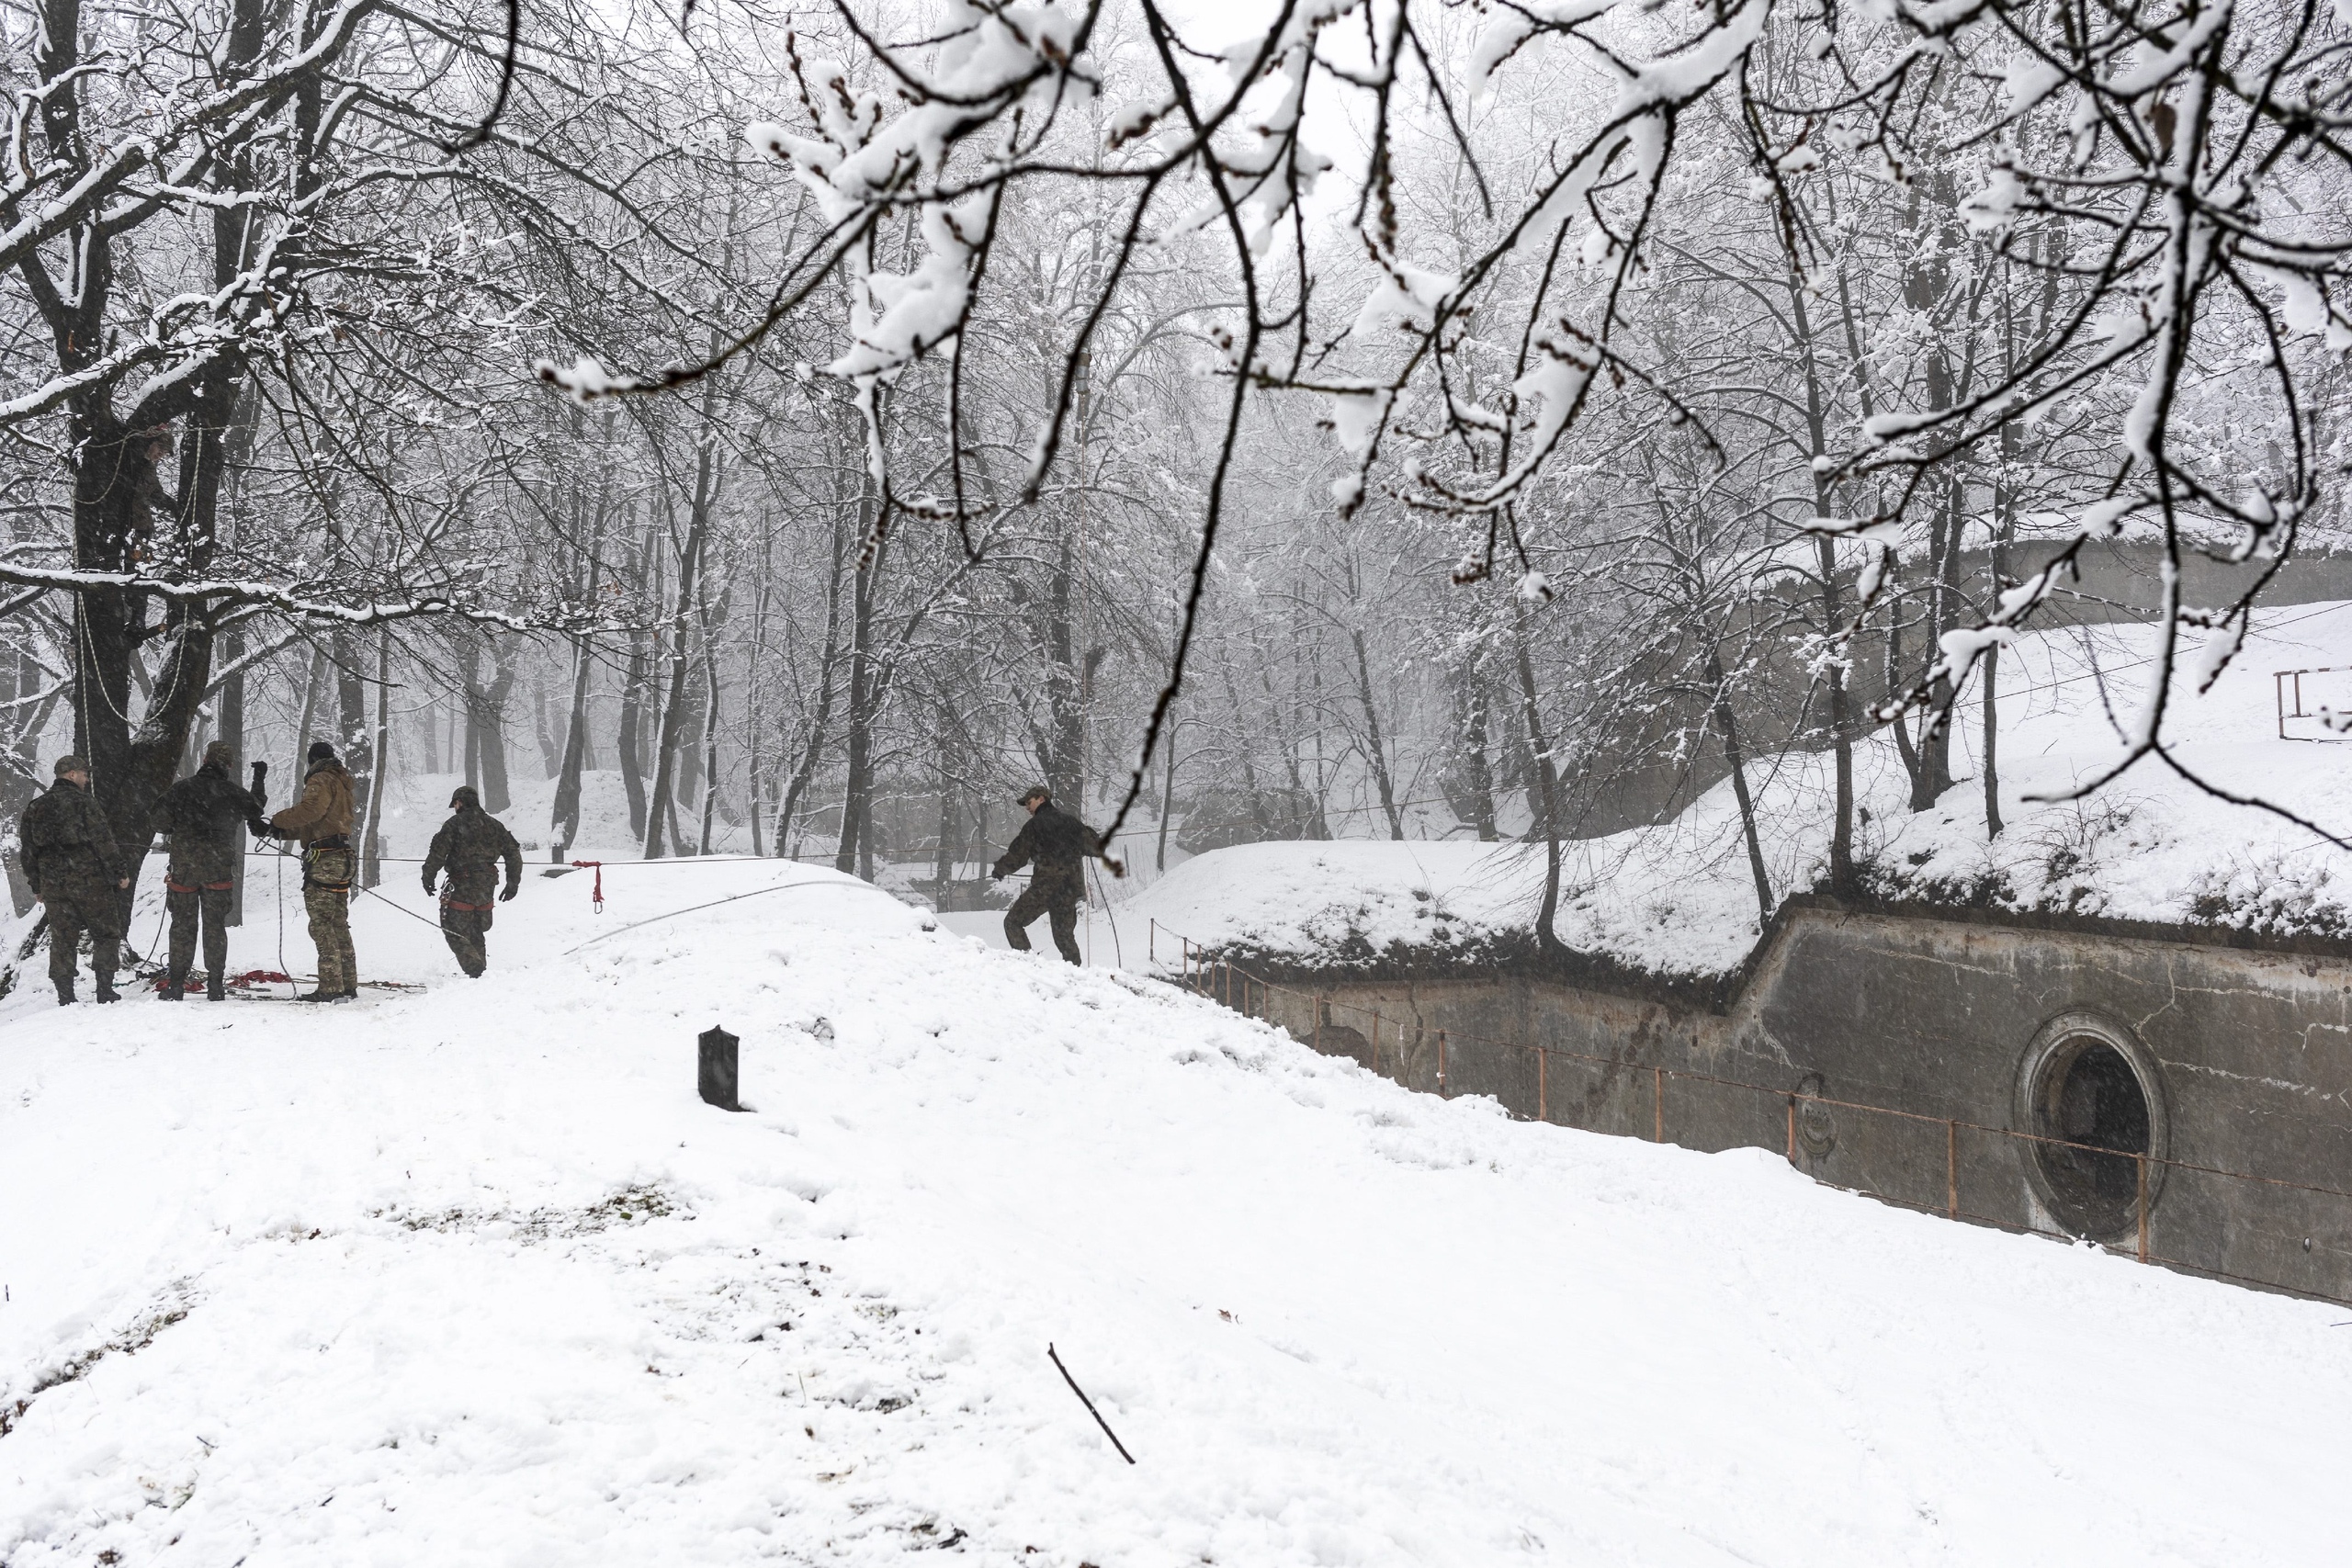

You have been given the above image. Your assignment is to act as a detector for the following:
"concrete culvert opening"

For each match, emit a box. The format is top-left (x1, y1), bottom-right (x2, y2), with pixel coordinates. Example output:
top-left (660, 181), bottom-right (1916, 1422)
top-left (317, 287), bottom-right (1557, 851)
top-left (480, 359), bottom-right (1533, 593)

top-left (2031, 1036), bottom-right (2154, 1235)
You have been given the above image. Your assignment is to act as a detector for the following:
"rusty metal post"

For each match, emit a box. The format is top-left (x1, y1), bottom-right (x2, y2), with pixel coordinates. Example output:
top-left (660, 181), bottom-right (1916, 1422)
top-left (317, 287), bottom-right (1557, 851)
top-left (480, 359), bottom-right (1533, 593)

top-left (1438, 1030), bottom-right (1448, 1097)
top-left (1653, 1066), bottom-right (1663, 1142)
top-left (1946, 1121), bottom-right (1958, 1219)
top-left (1787, 1098), bottom-right (1796, 1163)
top-left (2137, 1155), bottom-right (2150, 1263)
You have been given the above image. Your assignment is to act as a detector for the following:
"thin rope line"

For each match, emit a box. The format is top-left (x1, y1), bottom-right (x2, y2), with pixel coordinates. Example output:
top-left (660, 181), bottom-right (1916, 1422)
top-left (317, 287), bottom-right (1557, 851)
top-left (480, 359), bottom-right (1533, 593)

top-left (563, 878), bottom-right (895, 956)
top-left (352, 881), bottom-right (447, 930)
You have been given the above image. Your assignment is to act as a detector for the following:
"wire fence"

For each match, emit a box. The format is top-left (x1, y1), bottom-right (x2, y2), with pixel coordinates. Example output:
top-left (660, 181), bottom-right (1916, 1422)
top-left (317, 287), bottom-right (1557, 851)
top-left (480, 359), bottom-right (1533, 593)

top-left (1149, 921), bottom-right (2352, 1309)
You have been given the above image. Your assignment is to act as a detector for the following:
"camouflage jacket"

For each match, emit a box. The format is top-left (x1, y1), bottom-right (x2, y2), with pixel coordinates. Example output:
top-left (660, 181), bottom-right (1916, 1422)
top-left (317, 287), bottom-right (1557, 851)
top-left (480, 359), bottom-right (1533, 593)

top-left (18, 778), bottom-right (121, 898)
top-left (991, 802), bottom-right (1099, 887)
top-left (424, 805), bottom-right (523, 903)
top-left (157, 762), bottom-right (263, 886)
top-left (271, 760), bottom-right (354, 846)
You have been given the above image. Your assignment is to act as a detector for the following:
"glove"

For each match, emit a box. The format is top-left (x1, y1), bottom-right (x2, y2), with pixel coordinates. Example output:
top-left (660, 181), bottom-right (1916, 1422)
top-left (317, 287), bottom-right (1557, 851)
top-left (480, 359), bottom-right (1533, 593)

top-left (422, 872), bottom-right (436, 896)
top-left (499, 884), bottom-right (517, 903)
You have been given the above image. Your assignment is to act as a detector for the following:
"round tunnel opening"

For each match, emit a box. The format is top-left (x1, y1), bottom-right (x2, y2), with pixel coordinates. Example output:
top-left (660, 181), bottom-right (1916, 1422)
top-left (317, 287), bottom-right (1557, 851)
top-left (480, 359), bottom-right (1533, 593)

top-left (2031, 1037), bottom-right (2153, 1236)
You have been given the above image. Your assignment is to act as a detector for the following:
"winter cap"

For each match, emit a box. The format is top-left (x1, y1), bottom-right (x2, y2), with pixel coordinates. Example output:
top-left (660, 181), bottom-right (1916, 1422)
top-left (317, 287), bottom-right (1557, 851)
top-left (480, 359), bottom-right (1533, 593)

top-left (51, 754), bottom-right (87, 778)
top-left (1017, 783), bottom-right (1050, 805)
top-left (450, 785), bottom-right (481, 810)
top-left (202, 740), bottom-right (234, 770)
top-left (307, 740), bottom-right (337, 762)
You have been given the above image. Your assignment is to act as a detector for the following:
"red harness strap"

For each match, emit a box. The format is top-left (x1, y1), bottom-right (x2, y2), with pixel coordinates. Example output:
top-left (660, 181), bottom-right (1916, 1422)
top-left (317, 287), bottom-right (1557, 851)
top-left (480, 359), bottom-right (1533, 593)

top-left (570, 859), bottom-right (604, 912)
top-left (447, 898), bottom-right (495, 912)
top-left (164, 880), bottom-right (234, 894)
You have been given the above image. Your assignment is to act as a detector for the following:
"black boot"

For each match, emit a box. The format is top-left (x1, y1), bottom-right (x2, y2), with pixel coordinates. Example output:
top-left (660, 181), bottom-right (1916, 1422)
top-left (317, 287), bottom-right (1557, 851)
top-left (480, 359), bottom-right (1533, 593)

top-left (206, 976), bottom-right (226, 1001)
top-left (298, 988), bottom-right (334, 1002)
top-left (94, 980), bottom-right (120, 1004)
top-left (160, 983), bottom-right (185, 1000)
top-left (54, 981), bottom-right (74, 1007)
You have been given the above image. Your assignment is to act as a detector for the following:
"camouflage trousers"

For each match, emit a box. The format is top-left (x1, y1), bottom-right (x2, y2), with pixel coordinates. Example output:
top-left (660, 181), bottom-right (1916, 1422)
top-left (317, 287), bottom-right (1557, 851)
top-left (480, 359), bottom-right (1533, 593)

top-left (304, 885), bottom-right (356, 995)
top-left (165, 884), bottom-right (232, 995)
top-left (439, 896), bottom-right (493, 977)
top-left (1004, 872), bottom-right (1082, 964)
top-left (44, 888), bottom-right (124, 995)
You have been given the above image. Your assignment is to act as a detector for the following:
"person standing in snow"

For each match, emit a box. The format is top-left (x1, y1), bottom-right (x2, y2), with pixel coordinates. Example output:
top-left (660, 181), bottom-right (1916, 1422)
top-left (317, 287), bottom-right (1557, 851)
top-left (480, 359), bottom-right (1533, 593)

top-left (17, 755), bottom-right (130, 1005)
top-left (421, 784), bottom-right (522, 978)
top-left (990, 784), bottom-right (1099, 964)
top-left (153, 740), bottom-right (268, 1001)
top-left (268, 740), bottom-right (357, 1002)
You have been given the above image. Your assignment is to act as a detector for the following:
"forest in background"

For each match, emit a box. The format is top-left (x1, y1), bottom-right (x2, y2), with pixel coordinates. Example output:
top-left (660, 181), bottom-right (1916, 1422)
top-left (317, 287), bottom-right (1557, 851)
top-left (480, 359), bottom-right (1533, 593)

top-left (4, 0), bottom-right (2347, 930)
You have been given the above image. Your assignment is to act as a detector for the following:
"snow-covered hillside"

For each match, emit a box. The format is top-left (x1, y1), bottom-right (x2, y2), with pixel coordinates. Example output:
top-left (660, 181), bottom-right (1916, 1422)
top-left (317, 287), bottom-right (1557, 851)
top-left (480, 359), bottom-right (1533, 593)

top-left (4, 860), bottom-right (2348, 1564)
top-left (1126, 601), bottom-right (2352, 978)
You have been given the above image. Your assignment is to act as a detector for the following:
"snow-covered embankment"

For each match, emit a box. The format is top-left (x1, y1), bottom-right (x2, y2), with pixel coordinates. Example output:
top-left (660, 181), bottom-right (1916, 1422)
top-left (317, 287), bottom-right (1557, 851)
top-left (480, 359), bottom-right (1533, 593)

top-left (2, 860), bottom-right (2345, 1564)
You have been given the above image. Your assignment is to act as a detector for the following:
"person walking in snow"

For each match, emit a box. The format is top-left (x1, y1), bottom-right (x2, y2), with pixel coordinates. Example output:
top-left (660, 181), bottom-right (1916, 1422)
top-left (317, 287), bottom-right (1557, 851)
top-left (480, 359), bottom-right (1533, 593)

top-left (153, 740), bottom-right (268, 1001)
top-left (17, 755), bottom-right (130, 1005)
top-left (267, 740), bottom-right (357, 1002)
top-left (421, 784), bottom-right (522, 978)
top-left (991, 784), bottom-right (1099, 964)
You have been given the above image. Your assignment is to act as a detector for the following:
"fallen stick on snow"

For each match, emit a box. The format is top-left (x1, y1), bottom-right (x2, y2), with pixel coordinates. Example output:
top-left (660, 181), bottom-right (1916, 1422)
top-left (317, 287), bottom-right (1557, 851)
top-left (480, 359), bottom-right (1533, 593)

top-left (1047, 1344), bottom-right (1136, 1465)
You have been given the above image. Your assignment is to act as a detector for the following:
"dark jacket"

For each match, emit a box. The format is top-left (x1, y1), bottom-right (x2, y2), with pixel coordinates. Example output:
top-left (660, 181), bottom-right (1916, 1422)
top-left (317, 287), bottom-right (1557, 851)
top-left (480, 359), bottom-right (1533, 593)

top-left (424, 798), bottom-right (523, 905)
top-left (992, 801), bottom-right (1099, 887)
top-left (271, 759), bottom-right (354, 846)
top-left (157, 761), bottom-right (264, 886)
top-left (18, 778), bottom-right (122, 898)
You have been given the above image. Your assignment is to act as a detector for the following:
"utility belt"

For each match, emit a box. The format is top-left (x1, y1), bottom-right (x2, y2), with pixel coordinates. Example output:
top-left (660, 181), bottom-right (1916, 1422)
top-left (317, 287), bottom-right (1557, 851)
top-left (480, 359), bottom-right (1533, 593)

top-left (303, 837), bottom-right (354, 893)
top-left (443, 897), bottom-right (496, 913)
top-left (164, 879), bottom-right (234, 894)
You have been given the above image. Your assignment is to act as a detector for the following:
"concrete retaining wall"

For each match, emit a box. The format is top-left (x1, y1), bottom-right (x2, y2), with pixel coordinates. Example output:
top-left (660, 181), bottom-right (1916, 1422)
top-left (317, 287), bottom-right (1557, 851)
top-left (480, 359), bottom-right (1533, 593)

top-left (1231, 903), bottom-right (2352, 1302)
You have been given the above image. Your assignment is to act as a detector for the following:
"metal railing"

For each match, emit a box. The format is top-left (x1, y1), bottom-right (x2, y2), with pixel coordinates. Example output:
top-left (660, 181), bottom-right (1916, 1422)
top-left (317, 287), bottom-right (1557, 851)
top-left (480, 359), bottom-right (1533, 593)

top-left (1148, 921), bottom-right (2352, 1307)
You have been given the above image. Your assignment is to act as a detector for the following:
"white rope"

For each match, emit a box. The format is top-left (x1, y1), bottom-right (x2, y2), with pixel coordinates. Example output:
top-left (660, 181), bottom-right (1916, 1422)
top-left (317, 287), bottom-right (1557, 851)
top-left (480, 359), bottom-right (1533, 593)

top-left (562, 878), bottom-right (894, 956)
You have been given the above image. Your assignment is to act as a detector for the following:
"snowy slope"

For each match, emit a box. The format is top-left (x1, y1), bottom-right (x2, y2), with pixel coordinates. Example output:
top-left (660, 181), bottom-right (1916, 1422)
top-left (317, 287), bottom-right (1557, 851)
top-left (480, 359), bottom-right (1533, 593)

top-left (4, 862), bottom-right (2349, 1564)
top-left (1125, 601), bottom-right (2352, 979)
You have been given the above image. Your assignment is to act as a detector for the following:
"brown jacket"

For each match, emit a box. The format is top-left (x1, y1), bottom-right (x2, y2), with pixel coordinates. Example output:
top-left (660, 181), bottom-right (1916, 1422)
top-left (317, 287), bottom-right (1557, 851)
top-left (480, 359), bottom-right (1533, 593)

top-left (271, 760), bottom-right (355, 845)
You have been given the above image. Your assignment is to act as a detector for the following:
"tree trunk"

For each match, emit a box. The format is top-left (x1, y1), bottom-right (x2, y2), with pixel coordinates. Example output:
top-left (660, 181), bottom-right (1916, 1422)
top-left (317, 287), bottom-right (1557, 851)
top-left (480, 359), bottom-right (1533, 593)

top-left (1790, 264), bottom-right (1856, 892)
top-left (835, 486), bottom-right (880, 875)
top-left (1350, 626), bottom-right (1405, 840)
top-left (775, 478), bottom-right (853, 859)
top-left (335, 630), bottom-right (369, 825)
top-left (1982, 640), bottom-right (2004, 840)
top-left (618, 636), bottom-right (649, 840)
top-left (290, 647), bottom-right (325, 791)
top-left (220, 629), bottom-right (247, 924)
top-left (1512, 604), bottom-right (1565, 959)
top-left (1706, 650), bottom-right (1774, 927)
top-left (551, 635), bottom-right (593, 861)
top-left (362, 633), bottom-right (390, 887)
top-left (642, 425), bottom-right (721, 860)
top-left (1157, 720), bottom-right (1179, 872)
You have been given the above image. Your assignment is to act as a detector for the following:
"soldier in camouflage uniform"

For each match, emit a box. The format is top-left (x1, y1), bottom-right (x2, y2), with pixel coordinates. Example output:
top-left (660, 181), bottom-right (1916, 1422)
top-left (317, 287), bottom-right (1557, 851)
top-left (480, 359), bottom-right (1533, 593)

top-left (154, 740), bottom-right (267, 1000)
top-left (17, 755), bottom-right (130, 1004)
top-left (421, 784), bottom-right (522, 977)
top-left (991, 784), bottom-right (1100, 965)
top-left (269, 740), bottom-right (357, 1001)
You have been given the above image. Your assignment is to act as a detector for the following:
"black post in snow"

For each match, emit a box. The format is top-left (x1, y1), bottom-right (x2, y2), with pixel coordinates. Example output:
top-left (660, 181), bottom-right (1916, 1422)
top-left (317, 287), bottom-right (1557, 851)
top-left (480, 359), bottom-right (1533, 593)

top-left (698, 1025), bottom-right (741, 1111)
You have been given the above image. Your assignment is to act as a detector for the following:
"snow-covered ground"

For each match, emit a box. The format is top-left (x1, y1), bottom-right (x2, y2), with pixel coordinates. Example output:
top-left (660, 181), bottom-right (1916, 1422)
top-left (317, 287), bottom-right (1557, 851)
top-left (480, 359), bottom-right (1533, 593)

top-left (1124, 601), bottom-right (2352, 978)
top-left (5, 855), bottom-right (2351, 1564)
